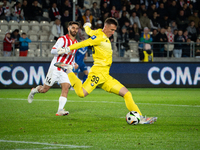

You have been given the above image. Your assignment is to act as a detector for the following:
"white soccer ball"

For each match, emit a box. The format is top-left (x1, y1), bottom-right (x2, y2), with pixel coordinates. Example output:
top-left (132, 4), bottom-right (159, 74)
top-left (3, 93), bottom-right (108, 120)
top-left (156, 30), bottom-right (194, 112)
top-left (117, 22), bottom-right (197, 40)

top-left (126, 111), bottom-right (141, 125)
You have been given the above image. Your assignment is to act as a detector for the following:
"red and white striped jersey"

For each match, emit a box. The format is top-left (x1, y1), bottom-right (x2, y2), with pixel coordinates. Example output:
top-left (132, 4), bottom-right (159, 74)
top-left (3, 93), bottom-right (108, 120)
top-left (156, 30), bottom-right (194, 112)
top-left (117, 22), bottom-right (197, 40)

top-left (51, 34), bottom-right (78, 70)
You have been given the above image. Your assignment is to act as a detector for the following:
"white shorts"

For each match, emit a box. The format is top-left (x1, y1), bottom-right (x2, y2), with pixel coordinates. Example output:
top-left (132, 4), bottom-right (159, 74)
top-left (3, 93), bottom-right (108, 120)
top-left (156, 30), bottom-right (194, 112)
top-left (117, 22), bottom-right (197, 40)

top-left (44, 67), bottom-right (70, 86)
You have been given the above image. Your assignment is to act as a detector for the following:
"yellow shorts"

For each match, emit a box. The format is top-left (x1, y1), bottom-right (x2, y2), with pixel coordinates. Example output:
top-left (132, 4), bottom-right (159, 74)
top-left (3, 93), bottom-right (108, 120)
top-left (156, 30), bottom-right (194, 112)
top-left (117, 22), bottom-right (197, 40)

top-left (82, 66), bottom-right (124, 95)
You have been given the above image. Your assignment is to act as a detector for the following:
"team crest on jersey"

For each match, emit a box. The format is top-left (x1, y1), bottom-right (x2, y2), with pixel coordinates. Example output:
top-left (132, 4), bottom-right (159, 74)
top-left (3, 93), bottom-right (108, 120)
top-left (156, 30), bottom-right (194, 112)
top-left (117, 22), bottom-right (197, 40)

top-left (91, 35), bottom-right (96, 40)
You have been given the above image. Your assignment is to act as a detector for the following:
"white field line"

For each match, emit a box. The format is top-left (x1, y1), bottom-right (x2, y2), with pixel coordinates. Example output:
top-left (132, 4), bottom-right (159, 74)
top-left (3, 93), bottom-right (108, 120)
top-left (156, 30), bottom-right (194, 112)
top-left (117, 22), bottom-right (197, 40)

top-left (0, 140), bottom-right (92, 149)
top-left (0, 98), bottom-right (200, 108)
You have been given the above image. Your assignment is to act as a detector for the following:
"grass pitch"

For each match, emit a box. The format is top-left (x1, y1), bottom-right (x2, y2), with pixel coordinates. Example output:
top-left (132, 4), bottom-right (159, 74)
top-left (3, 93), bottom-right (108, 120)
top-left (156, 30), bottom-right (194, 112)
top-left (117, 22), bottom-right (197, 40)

top-left (0, 88), bottom-right (200, 150)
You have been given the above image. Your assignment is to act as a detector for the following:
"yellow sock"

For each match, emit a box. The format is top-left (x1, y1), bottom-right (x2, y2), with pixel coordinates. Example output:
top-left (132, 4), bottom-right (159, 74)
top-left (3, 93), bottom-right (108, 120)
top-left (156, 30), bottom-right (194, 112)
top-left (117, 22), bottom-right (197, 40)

top-left (68, 72), bottom-right (84, 97)
top-left (123, 91), bottom-right (142, 116)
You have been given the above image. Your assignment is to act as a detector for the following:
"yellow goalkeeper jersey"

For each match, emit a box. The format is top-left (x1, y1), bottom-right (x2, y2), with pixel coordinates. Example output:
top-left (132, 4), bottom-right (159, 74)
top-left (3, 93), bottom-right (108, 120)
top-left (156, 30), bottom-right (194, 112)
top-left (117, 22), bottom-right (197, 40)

top-left (69, 26), bottom-right (112, 68)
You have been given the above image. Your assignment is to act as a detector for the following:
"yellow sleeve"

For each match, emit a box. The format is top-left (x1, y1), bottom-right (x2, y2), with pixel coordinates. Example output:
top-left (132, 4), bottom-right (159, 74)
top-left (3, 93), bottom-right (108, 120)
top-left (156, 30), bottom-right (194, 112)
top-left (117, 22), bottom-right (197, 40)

top-left (69, 35), bottom-right (102, 50)
top-left (84, 26), bottom-right (97, 36)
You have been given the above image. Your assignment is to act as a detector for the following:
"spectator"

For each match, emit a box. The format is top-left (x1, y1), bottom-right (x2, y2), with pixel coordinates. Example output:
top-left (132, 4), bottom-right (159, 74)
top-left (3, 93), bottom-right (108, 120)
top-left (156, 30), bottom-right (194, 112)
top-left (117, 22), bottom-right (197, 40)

top-left (118, 11), bottom-right (130, 30)
top-left (154, 28), bottom-right (168, 57)
top-left (129, 11), bottom-right (141, 29)
top-left (197, 21), bottom-right (200, 37)
top-left (100, 0), bottom-right (110, 10)
top-left (165, 26), bottom-right (174, 57)
top-left (152, 29), bottom-right (158, 42)
top-left (110, 5), bottom-right (118, 18)
top-left (177, 0), bottom-right (185, 10)
top-left (122, 21), bottom-right (131, 33)
top-left (182, 38), bottom-right (192, 57)
top-left (131, 3), bottom-right (142, 17)
top-left (3, 32), bottom-right (15, 57)
top-left (21, 0), bottom-right (31, 21)
top-left (49, 19), bottom-right (64, 41)
top-left (157, 2), bottom-right (167, 20)
top-left (110, 0), bottom-right (121, 11)
top-left (139, 27), bottom-right (152, 49)
top-left (75, 4), bottom-right (83, 22)
top-left (188, 10), bottom-right (200, 28)
top-left (174, 30), bottom-right (185, 58)
top-left (61, 0), bottom-right (72, 15)
top-left (176, 10), bottom-right (189, 31)
top-left (150, 11), bottom-right (160, 30)
top-left (0, 2), bottom-right (6, 21)
top-left (117, 26), bottom-right (129, 57)
top-left (11, 29), bottom-right (20, 49)
top-left (187, 20), bottom-right (197, 41)
top-left (11, 2), bottom-right (24, 21)
top-left (95, 20), bottom-right (103, 29)
top-left (195, 38), bottom-right (200, 56)
top-left (82, 9), bottom-right (95, 28)
top-left (140, 12), bottom-right (151, 29)
top-left (61, 10), bottom-right (72, 34)
top-left (183, 30), bottom-right (189, 41)
top-left (168, 0), bottom-right (178, 21)
top-left (187, 3), bottom-right (194, 17)
top-left (90, 2), bottom-right (101, 22)
top-left (170, 21), bottom-right (178, 34)
top-left (31, 0), bottom-right (50, 22)
top-left (19, 33), bottom-right (31, 57)
top-left (2, 0), bottom-right (11, 22)
top-left (100, 12), bottom-right (109, 26)
top-left (174, 29), bottom-right (178, 36)
top-left (101, 2), bottom-right (109, 17)
top-left (147, 3), bottom-right (157, 19)
top-left (49, 3), bottom-right (61, 21)
top-left (160, 15), bottom-right (170, 28)
top-left (182, 3), bottom-right (190, 18)
top-left (129, 22), bottom-right (141, 41)
top-left (140, 3), bottom-right (147, 16)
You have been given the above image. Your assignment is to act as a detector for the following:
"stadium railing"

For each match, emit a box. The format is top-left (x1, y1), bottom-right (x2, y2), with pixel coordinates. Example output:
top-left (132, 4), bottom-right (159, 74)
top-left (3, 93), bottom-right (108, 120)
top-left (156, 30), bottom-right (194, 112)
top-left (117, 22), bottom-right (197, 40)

top-left (0, 40), bottom-right (199, 59)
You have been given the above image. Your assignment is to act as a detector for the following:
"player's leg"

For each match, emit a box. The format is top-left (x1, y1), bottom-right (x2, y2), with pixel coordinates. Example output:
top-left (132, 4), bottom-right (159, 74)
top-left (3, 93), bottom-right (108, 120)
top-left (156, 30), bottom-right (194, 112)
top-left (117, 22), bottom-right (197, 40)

top-left (56, 82), bottom-right (70, 116)
top-left (27, 84), bottom-right (51, 103)
top-left (99, 77), bottom-right (142, 115)
top-left (100, 76), bottom-right (157, 124)
top-left (55, 62), bottom-right (89, 97)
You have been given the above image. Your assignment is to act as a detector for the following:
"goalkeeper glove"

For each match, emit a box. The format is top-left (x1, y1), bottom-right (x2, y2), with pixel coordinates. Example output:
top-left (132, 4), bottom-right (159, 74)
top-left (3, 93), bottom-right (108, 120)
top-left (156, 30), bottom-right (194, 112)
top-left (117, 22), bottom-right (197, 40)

top-left (57, 47), bottom-right (70, 55)
top-left (83, 22), bottom-right (92, 28)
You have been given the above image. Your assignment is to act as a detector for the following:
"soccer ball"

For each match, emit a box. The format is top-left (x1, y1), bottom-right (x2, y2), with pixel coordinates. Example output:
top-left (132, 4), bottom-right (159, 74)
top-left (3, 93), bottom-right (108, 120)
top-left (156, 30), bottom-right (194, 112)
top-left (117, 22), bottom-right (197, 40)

top-left (126, 111), bottom-right (141, 125)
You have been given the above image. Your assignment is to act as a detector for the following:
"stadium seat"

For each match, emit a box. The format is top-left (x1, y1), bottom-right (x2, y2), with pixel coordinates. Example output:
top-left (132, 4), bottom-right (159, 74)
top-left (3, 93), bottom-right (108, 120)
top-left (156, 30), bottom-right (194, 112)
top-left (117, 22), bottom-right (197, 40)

top-left (10, 1), bottom-right (16, 7)
top-left (35, 49), bottom-right (41, 56)
top-left (10, 25), bottom-right (19, 31)
top-left (39, 35), bottom-right (49, 41)
top-left (14, 48), bottom-right (19, 57)
top-left (29, 20), bottom-right (39, 25)
top-left (41, 25), bottom-right (50, 33)
top-left (21, 25), bottom-right (29, 32)
top-left (40, 21), bottom-right (50, 26)
top-left (9, 20), bottom-right (18, 25)
top-left (27, 49), bottom-right (35, 57)
top-left (0, 20), bottom-right (8, 25)
top-left (41, 44), bottom-right (49, 50)
top-left (0, 34), bottom-right (5, 40)
top-left (29, 43), bottom-right (38, 50)
top-left (50, 21), bottom-right (55, 26)
top-left (31, 25), bottom-right (40, 32)
top-left (43, 12), bottom-right (49, 18)
top-left (19, 20), bottom-right (29, 25)
top-left (37, 30), bottom-right (49, 35)
top-left (27, 30), bottom-right (38, 35)
top-left (0, 25), bottom-right (9, 31)
top-left (29, 35), bottom-right (38, 41)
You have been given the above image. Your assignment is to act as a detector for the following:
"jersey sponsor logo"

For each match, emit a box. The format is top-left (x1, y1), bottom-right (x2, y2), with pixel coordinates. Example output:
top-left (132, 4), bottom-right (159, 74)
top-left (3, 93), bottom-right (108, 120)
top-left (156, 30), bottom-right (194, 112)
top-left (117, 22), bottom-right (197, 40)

top-left (91, 35), bottom-right (96, 40)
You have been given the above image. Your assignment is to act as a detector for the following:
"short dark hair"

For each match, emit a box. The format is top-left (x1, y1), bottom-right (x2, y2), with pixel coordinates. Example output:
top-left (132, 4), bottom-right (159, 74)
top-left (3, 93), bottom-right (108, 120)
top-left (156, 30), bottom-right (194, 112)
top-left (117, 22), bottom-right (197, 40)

top-left (22, 32), bottom-right (26, 35)
top-left (104, 17), bottom-right (118, 27)
top-left (68, 21), bottom-right (80, 27)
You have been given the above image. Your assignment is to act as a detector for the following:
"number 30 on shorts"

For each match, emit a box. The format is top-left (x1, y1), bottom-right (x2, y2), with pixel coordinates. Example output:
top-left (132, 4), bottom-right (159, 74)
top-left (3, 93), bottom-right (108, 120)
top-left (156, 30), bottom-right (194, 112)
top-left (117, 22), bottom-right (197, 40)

top-left (91, 75), bottom-right (99, 84)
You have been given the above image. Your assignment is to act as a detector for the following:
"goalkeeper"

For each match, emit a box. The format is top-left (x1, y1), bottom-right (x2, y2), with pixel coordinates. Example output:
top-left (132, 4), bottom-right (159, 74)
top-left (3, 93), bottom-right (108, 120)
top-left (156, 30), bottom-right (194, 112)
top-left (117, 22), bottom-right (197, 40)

top-left (55, 18), bottom-right (157, 124)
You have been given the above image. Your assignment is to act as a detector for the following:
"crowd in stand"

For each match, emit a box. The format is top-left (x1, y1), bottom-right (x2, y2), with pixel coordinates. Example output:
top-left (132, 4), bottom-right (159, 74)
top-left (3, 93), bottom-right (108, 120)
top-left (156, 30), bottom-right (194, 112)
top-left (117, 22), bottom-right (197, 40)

top-left (1, 0), bottom-right (200, 57)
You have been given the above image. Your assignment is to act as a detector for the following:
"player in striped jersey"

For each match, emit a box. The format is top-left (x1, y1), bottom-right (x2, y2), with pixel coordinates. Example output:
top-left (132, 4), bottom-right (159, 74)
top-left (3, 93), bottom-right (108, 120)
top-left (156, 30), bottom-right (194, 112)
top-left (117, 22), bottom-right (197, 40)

top-left (28, 21), bottom-right (79, 116)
